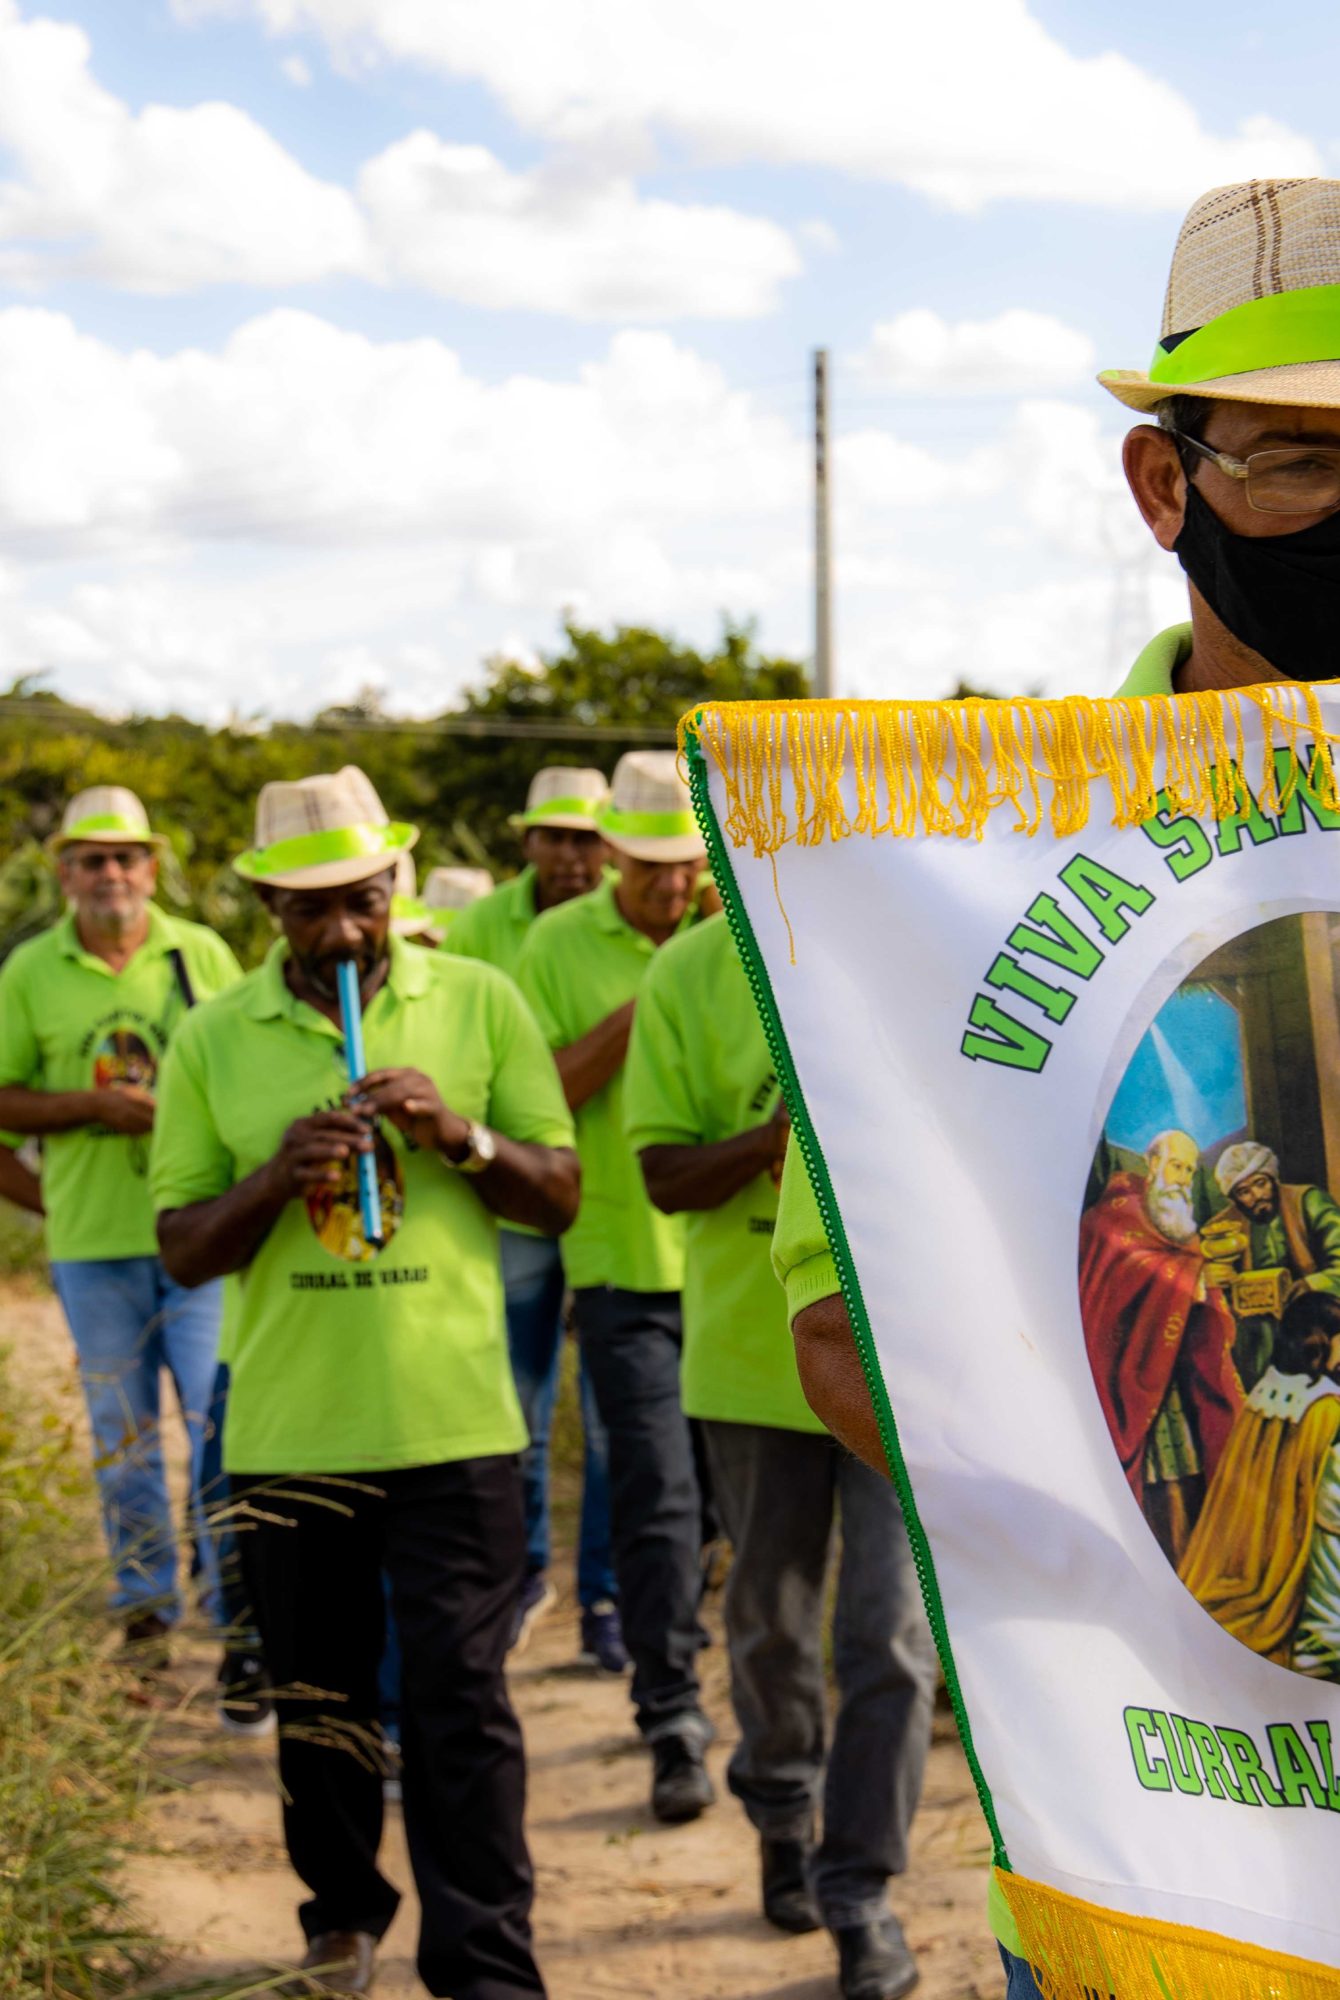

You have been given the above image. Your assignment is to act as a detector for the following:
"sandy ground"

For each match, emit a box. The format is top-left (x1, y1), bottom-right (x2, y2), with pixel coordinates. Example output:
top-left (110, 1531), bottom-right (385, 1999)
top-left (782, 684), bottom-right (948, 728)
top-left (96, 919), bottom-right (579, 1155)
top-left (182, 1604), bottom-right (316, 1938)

top-left (6, 1287), bottom-right (1003, 2000)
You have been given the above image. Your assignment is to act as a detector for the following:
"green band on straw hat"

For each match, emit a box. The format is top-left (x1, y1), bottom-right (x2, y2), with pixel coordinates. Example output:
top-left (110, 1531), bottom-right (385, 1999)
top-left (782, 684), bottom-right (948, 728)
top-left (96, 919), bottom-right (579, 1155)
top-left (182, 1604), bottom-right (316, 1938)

top-left (509, 796), bottom-right (603, 828)
top-left (597, 806), bottom-right (698, 840)
top-left (234, 820), bottom-right (413, 882)
top-left (51, 812), bottom-right (161, 851)
top-left (1149, 283), bottom-right (1340, 386)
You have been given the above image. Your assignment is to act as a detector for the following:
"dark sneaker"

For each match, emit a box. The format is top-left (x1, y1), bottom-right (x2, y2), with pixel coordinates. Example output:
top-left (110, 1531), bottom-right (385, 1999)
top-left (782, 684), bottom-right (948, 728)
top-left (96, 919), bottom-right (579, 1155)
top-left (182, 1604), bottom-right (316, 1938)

top-left (650, 1734), bottom-right (715, 1824)
top-left (508, 1572), bottom-right (557, 1655)
top-left (216, 1647), bottom-right (275, 1737)
top-left (578, 1599), bottom-right (629, 1674)
top-left (121, 1610), bottom-right (171, 1675)
top-left (835, 1914), bottom-right (920, 2000)
top-left (278, 1929), bottom-right (377, 1996)
top-left (761, 1835), bottom-right (821, 1934)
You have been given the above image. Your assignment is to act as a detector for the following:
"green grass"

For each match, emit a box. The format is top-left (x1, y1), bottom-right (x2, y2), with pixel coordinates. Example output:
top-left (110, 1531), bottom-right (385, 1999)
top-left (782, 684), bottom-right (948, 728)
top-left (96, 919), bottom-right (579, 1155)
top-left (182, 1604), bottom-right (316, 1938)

top-left (0, 1203), bottom-right (48, 1285)
top-left (0, 1351), bottom-right (160, 1999)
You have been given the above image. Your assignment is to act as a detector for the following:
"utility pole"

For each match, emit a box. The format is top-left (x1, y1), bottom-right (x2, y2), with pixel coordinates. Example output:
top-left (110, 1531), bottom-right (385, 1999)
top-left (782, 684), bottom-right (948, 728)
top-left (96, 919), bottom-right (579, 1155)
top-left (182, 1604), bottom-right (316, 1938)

top-left (813, 347), bottom-right (833, 697)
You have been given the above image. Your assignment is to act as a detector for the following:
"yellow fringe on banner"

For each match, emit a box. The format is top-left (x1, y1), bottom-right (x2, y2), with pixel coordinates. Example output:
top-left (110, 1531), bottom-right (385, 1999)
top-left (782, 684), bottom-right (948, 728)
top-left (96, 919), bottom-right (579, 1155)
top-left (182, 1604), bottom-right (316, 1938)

top-left (678, 683), bottom-right (1340, 852)
top-left (996, 1868), bottom-right (1340, 2000)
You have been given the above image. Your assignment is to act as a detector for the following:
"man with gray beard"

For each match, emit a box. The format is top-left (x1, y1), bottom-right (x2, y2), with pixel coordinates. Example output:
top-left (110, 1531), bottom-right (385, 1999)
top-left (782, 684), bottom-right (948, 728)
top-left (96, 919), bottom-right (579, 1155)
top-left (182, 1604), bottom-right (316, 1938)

top-left (1079, 1129), bottom-right (1243, 1565)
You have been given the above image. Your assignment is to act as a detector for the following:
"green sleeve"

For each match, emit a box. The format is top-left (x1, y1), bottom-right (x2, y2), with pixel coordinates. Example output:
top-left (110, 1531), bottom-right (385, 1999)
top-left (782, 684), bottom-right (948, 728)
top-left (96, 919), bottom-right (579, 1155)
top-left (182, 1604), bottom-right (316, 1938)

top-left (0, 954), bottom-right (40, 1089)
top-left (441, 902), bottom-right (487, 964)
top-left (1303, 1186), bottom-right (1340, 1294)
top-left (150, 1018), bottom-right (234, 1213)
top-left (515, 934), bottom-right (567, 1050)
top-left (624, 952), bottom-right (700, 1149)
top-left (772, 1140), bottom-right (841, 1326)
top-left (484, 979), bottom-right (576, 1153)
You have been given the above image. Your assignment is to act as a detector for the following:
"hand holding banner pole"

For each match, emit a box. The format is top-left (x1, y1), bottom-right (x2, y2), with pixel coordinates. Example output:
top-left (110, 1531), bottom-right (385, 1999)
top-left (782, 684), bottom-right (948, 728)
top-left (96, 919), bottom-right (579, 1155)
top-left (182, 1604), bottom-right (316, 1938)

top-left (336, 958), bottom-right (383, 1251)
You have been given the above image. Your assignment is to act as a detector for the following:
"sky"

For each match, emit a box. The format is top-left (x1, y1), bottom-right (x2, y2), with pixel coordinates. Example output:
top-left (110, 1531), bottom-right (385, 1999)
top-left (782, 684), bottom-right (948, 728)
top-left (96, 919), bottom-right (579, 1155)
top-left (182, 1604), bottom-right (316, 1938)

top-left (0, 0), bottom-right (1336, 722)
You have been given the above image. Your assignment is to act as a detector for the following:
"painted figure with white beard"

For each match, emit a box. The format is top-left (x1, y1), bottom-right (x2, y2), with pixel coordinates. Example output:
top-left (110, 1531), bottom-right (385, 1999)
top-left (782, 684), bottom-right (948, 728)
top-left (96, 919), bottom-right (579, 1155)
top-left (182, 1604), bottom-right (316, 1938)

top-left (1079, 1129), bottom-right (1243, 1565)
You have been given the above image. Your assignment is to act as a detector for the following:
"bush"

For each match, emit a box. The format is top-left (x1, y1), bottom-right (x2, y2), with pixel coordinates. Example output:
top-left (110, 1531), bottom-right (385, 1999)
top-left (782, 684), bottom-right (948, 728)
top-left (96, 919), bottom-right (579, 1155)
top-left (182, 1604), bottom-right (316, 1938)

top-left (0, 1355), bottom-right (159, 1998)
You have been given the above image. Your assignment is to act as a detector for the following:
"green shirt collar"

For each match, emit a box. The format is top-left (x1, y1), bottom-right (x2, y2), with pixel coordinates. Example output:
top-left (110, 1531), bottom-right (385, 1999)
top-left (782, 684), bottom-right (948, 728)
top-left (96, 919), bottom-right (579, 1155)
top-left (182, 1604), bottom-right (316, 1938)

top-left (244, 934), bottom-right (431, 1025)
top-left (1116, 624), bottom-right (1192, 698)
top-left (590, 873), bottom-right (699, 945)
top-left (508, 866), bottom-right (539, 925)
top-left (54, 902), bottom-right (176, 974)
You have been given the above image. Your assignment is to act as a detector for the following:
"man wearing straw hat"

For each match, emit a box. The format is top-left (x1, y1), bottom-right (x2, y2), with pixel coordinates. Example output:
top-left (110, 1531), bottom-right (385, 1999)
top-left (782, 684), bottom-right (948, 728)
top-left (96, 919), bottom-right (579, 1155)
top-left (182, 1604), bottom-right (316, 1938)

top-left (151, 767), bottom-right (578, 1999)
top-left (775, 175), bottom-right (1340, 1999)
top-left (391, 858), bottom-right (494, 948)
top-left (0, 785), bottom-right (242, 1681)
top-left (449, 768), bottom-right (625, 1671)
top-left (518, 749), bottom-right (718, 1821)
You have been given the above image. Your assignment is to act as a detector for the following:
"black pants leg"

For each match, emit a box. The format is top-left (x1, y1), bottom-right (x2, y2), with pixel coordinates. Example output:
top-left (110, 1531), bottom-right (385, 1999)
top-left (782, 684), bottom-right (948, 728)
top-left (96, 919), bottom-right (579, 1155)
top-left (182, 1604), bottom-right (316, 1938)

top-left (573, 1287), bottom-right (708, 1743)
top-left (385, 1457), bottom-right (544, 2000)
top-left (235, 1472), bottom-right (398, 1944)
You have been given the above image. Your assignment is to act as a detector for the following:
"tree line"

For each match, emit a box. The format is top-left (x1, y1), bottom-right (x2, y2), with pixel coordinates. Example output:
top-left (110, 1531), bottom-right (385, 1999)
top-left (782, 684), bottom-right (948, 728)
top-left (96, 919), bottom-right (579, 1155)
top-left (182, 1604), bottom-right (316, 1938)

top-left (0, 621), bottom-right (807, 966)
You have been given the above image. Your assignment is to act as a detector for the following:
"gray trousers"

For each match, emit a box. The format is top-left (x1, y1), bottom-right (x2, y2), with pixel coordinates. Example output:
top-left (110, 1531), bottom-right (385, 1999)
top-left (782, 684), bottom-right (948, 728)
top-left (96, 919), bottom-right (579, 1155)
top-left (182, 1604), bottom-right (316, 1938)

top-left (702, 1419), bottom-right (937, 1929)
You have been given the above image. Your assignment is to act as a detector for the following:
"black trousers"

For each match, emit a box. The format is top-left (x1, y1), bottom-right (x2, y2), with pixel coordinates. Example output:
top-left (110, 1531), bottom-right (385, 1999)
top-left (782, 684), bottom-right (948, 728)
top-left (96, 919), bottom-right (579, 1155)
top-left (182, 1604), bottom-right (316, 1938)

top-left (572, 1287), bottom-right (709, 1743)
top-left (234, 1456), bottom-right (545, 2000)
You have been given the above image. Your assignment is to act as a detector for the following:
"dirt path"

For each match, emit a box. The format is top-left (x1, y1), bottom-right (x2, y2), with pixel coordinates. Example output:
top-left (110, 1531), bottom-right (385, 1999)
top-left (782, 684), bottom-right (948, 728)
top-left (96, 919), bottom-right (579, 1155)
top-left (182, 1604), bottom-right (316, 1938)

top-left (7, 1289), bottom-right (1002, 2000)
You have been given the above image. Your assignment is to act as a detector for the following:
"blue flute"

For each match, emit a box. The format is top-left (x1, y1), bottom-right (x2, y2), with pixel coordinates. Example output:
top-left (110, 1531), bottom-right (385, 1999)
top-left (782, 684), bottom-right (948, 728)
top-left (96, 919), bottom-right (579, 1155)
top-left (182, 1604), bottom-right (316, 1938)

top-left (336, 958), bottom-right (384, 1250)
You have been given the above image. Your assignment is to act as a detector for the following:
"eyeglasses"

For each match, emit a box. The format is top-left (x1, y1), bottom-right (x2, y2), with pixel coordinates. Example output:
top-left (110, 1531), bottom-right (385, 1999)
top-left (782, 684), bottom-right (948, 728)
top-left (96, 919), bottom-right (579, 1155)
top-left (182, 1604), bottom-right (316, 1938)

top-left (1170, 430), bottom-right (1340, 515)
top-left (69, 848), bottom-right (151, 873)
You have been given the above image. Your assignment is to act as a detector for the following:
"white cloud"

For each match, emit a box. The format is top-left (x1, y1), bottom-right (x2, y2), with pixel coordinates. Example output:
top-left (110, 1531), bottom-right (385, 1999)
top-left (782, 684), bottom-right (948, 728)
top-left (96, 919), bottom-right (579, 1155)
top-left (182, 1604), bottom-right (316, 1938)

top-left (0, 305), bottom-right (1183, 718)
top-left (358, 134), bottom-right (799, 318)
top-left (0, 0), bottom-right (369, 288)
top-left (280, 52), bottom-right (311, 84)
top-left (851, 308), bottom-right (1096, 395)
top-left (0, 305), bottom-right (806, 593)
top-left (0, 0), bottom-right (799, 314)
top-left (178, 0), bottom-right (1322, 211)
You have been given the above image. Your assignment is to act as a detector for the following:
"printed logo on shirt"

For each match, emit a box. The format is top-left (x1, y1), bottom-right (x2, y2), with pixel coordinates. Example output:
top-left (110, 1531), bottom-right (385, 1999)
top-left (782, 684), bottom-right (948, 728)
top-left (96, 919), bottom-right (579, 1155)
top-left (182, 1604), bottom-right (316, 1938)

top-left (91, 1027), bottom-right (157, 1094)
top-left (304, 1124), bottom-right (405, 1263)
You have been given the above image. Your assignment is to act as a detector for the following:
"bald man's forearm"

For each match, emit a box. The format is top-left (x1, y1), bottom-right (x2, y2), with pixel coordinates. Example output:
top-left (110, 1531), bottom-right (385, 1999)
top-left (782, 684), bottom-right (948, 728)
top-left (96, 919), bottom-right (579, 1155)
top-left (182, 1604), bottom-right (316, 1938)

top-left (792, 1293), bottom-right (890, 1475)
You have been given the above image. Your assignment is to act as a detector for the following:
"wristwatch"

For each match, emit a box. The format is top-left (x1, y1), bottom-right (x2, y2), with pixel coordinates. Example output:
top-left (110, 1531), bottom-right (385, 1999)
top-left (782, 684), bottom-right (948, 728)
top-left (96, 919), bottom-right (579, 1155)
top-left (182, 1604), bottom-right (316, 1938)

top-left (449, 1119), bottom-right (497, 1176)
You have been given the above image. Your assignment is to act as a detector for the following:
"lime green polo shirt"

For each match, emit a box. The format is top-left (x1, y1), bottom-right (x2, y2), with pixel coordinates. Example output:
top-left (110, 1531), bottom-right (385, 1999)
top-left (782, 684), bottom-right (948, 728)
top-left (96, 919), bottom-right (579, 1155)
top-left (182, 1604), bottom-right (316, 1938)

top-left (772, 626), bottom-right (1192, 1327)
top-left (625, 916), bottom-right (820, 1431)
top-left (0, 907), bottom-right (241, 1262)
top-left (518, 877), bottom-right (691, 1292)
top-left (150, 938), bottom-right (575, 1475)
top-left (444, 868), bottom-right (535, 982)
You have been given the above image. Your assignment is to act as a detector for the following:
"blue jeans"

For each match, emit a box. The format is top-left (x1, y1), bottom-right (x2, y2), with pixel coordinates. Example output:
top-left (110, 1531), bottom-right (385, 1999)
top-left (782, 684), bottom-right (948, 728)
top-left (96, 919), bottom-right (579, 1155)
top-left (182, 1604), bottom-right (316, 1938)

top-left (501, 1231), bottom-right (615, 1608)
top-left (999, 1946), bottom-right (1048, 1997)
top-left (51, 1256), bottom-right (223, 1625)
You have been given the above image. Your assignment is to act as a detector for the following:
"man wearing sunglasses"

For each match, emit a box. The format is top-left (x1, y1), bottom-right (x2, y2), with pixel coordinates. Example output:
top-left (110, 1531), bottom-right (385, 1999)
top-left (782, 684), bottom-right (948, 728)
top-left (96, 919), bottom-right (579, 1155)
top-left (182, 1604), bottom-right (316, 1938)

top-left (0, 785), bottom-right (242, 1700)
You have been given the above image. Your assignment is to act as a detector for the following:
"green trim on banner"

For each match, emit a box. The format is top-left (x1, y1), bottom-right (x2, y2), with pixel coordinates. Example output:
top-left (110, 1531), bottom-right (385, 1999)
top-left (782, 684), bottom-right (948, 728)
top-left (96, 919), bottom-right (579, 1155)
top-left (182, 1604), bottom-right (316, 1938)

top-left (683, 722), bottom-right (1011, 1874)
top-left (1149, 283), bottom-right (1340, 385)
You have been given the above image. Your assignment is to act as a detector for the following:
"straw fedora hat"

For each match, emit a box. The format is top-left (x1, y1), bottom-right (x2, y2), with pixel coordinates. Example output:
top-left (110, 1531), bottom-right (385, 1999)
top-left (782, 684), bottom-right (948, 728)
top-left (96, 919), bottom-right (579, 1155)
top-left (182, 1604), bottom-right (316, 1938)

top-left (424, 865), bottom-right (494, 912)
top-left (392, 861), bottom-right (493, 940)
top-left (235, 765), bottom-right (417, 890)
top-left (508, 767), bottom-right (609, 832)
top-left (1102, 178), bottom-right (1340, 414)
top-left (50, 785), bottom-right (166, 853)
top-left (598, 750), bottom-right (702, 864)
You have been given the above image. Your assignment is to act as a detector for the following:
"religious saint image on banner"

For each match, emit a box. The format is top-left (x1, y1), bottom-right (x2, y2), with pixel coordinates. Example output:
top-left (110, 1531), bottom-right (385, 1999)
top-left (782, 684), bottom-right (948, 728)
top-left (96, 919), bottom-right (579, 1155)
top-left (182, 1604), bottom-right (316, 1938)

top-left (304, 1124), bottom-right (405, 1263)
top-left (1080, 910), bottom-right (1340, 1683)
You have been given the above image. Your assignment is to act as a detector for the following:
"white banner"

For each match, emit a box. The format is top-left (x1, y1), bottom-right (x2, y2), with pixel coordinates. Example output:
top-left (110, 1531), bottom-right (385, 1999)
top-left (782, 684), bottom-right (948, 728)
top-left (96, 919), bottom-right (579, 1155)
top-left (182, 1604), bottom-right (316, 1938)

top-left (686, 684), bottom-right (1340, 1996)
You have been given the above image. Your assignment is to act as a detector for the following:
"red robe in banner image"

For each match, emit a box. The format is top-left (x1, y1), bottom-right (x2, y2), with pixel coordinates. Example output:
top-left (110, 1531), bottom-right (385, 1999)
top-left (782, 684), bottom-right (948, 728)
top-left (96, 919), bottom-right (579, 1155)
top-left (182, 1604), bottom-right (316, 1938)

top-left (1079, 1173), bottom-right (1242, 1504)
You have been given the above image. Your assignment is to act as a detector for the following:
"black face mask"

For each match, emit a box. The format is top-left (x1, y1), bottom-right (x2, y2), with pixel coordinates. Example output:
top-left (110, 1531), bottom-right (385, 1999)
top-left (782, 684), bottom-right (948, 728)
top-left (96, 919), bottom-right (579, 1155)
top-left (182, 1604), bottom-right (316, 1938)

top-left (1173, 479), bottom-right (1340, 683)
